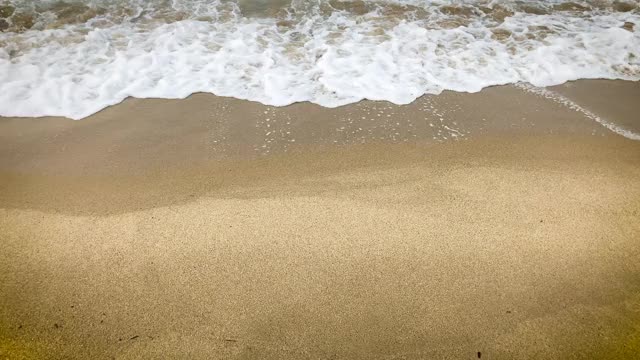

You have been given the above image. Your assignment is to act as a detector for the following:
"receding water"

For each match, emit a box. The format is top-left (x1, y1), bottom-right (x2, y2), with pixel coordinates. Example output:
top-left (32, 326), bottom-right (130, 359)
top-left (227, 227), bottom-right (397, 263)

top-left (0, 1), bottom-right (638, 119)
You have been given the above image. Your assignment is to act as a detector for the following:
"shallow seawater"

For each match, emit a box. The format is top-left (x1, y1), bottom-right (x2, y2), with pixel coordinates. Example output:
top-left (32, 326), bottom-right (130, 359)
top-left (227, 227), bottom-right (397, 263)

top-left (0, 0), bottom-right (639, 119)
top-left (237, 0), bottom-right (292, 17)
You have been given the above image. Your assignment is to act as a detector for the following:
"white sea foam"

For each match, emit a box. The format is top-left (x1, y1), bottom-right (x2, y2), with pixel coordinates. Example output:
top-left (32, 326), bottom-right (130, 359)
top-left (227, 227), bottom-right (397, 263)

top-left (0, 0), bottom-right (639, 119)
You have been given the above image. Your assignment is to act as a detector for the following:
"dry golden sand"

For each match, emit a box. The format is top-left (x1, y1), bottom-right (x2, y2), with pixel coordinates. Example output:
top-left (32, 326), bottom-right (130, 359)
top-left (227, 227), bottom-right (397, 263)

top-left (1, 81), bottom-right (640, 359)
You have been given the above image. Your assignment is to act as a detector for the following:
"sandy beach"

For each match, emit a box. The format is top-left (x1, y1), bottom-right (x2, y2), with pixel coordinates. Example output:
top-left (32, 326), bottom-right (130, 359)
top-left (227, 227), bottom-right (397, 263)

top-left (1, 80), bottom-right (640, 359)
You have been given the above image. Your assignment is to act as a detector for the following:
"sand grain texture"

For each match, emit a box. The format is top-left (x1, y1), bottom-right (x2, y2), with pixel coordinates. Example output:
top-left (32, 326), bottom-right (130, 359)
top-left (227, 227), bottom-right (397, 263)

top-left (1, 81), bottom-right (640, 359)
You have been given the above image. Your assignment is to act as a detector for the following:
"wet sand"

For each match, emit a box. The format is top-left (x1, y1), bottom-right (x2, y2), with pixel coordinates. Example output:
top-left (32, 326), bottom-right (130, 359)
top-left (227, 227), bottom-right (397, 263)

top-left (1, 81), bottom-right (640, 359)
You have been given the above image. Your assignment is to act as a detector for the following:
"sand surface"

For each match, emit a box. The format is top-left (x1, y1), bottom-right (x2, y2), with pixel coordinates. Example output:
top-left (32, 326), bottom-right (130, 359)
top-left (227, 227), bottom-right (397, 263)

top-left (1, 81), bottom-right (640, 359)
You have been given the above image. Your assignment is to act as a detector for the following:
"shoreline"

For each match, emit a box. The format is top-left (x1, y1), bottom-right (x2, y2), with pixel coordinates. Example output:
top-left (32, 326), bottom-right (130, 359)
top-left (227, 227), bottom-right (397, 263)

top-left (1, 80), bottom-right (640, 358)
